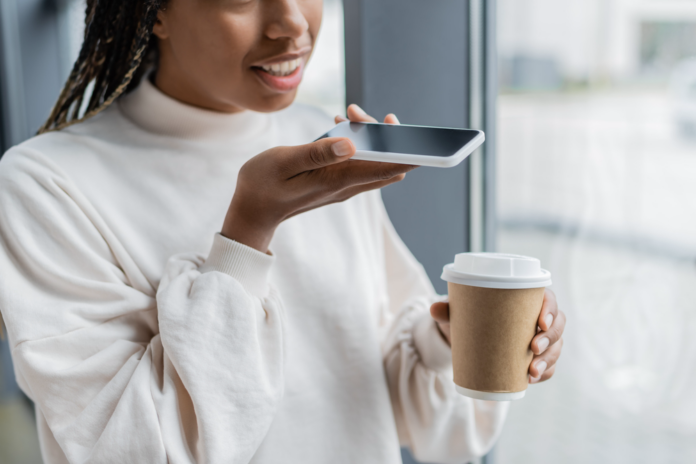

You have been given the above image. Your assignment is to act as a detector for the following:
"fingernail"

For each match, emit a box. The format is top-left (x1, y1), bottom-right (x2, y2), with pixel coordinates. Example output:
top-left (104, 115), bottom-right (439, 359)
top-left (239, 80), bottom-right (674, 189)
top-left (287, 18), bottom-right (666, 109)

top-left (537, 337), bottom-right (549, 353)
top-left (544, 314), bottom-right (553, 329)
top-left (389, 114), bottom-right (400, 124)
top-left (535, 361), bottom-right (547, 378)
top-left (332, 140), bottom-right (353, 157)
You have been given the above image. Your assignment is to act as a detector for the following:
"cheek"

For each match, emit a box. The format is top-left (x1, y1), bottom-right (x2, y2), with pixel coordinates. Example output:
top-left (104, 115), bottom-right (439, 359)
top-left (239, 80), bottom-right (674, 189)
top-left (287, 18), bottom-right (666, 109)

top-left (303, 0), bottom-right (323, 39)
top-left (214, 16), bottom-right (261, 71)
top-left (171, 12), bottom-right (259, 76)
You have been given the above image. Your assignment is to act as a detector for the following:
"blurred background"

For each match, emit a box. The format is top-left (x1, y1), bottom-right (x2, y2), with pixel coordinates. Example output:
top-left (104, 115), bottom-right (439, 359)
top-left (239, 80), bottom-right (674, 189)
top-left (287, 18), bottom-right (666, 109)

top-left (495, 0), bottom-right (696, 462)
top-left (1, 0), bottom-right (696, 463)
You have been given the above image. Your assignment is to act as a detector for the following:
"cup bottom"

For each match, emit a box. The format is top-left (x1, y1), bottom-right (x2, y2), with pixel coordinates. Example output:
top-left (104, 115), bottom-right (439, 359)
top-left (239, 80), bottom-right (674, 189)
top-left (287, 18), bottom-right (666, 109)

top-left (455, 385), bottom-right (526, 401)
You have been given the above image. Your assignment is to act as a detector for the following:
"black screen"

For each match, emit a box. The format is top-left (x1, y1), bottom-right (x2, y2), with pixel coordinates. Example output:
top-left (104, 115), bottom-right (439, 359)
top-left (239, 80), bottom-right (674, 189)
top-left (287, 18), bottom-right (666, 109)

top-left (317, 122), bottom-right (480, 157)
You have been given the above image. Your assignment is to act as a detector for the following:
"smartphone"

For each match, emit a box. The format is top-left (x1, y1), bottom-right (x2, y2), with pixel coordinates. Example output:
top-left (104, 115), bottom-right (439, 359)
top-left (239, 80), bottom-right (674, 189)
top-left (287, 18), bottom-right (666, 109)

top-left (315, 121), bottom-right (485, 168)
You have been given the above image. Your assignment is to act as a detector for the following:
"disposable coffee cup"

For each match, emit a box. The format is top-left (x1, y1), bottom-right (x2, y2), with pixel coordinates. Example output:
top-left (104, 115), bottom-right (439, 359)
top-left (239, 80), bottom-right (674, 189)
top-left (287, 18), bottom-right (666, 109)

top-left (441, 253), bottom-right (552, 401)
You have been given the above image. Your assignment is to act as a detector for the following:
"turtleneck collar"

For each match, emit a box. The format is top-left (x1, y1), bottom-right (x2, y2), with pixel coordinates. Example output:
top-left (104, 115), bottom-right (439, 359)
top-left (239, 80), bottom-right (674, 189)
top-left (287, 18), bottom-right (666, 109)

top-left (117, 76), bottom-right (271, 142)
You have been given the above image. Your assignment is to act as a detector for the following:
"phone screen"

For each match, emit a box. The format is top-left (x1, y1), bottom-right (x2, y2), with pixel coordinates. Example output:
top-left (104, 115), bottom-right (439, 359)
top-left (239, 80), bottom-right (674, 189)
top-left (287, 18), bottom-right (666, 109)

top-left (317, 122), bottom-right (481, 157)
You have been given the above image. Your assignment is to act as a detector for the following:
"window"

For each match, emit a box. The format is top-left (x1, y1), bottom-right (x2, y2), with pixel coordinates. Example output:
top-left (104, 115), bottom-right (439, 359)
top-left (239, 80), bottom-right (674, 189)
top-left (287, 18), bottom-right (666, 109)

top-left (495, 0), bottom-right (696, 462)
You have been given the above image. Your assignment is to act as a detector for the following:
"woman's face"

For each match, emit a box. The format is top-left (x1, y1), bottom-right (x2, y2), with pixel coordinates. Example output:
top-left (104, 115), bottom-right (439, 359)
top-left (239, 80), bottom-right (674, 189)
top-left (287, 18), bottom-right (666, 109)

top-left (153, 0), bottom-right (323, 113)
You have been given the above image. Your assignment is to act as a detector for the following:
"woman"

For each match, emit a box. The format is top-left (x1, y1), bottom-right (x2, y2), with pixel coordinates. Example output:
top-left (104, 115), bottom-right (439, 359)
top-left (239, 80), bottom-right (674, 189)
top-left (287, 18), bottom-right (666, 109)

top-left (0, 0), bottom-right (565, 463)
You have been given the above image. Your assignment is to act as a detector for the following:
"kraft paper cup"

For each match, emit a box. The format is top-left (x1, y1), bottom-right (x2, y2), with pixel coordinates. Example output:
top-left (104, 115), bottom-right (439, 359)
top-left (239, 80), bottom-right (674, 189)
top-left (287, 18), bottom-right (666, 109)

top-left (441, 253), bottom-right (552, 401)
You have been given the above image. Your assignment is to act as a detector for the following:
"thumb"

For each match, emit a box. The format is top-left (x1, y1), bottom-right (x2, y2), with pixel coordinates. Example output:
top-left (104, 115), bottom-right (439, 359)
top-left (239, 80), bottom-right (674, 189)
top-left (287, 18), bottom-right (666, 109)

top-left (430, 301), bottom-right (450, 323)
top-left (287, 137), bottom-right (355, 174)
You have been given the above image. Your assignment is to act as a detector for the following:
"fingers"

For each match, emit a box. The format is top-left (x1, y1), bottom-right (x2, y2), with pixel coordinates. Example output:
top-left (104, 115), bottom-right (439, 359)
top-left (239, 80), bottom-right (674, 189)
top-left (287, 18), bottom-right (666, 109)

top-left (328, 170), bottom-right (407, 199)
top-left (529, 338), bottom-right (562, 383)
top-left (430, 302), bottom-right (451, 344)
top-left (538, 289), bottom-right (558, 332)
top-left (315, 159), bottom-right (416, 191)
top-left (384, 113), bottom-right (400, 124)
top-left (344, 104), bottom-right (400, 125)
top-left (436, 321), bottom-right (451, 345)
top-left (529, 290), bottom-right (565, 384)
top-left (430, 302), bottom-right (449, 324)
top-left (347, 104), bottom-right (378, 123)
top-left (283, 137), bottom-right (356, 176)
top-left (530, 364), bottom-right (556, 384)
top-left (531, 308), bottom-right (566, 355)
top-left (283, 174), bottom-right (407, 220)
top-left (283, 147), bottom-right (414, 213)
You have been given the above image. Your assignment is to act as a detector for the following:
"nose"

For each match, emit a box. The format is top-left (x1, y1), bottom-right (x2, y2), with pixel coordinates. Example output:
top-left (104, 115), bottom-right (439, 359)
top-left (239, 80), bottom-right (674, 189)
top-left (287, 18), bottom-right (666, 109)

top-left (264, 0), bottom-right (309, 40)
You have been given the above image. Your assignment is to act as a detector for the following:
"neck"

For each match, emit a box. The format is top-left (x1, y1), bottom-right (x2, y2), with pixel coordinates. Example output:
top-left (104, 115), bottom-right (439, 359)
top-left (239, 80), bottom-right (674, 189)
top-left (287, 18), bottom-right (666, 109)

top-left (154, 55), bottom-right (245, 114)
top-left (118, 76), bottom-right (269, 141)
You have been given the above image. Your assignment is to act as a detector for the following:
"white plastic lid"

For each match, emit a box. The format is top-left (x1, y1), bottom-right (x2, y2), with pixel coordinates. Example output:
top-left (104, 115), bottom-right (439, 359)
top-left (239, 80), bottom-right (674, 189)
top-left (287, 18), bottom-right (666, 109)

top-left (441, 252), bottom-right (552, 289)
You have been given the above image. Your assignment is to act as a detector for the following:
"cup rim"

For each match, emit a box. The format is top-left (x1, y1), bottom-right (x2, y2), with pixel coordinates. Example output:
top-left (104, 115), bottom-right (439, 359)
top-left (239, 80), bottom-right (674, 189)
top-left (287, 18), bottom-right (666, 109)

top-left (441, 263), bottom-right (552, 289)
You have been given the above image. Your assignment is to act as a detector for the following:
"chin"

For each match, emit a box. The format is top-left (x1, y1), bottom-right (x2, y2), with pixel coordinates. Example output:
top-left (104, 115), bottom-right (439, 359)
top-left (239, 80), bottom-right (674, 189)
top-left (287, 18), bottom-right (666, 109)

top-left (247, 91), bottom-right (299, 114)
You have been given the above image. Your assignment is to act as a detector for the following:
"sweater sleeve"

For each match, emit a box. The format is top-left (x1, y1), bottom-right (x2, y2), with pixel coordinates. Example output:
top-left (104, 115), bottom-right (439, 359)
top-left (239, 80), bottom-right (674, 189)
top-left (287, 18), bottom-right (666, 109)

top-left (0, 148), bottom-right (284, 464)
top-left (378, 195), bottom-right (509, 464)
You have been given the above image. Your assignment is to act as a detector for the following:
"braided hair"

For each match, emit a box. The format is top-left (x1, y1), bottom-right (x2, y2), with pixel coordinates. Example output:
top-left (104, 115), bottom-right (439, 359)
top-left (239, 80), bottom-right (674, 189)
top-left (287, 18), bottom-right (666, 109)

top-left (38, 0), bottom-right (165, 134)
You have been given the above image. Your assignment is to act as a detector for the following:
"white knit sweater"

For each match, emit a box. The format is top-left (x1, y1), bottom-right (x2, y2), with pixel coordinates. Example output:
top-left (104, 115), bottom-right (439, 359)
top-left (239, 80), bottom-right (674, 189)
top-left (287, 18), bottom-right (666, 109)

top-left (0, 78), bottom-right (507, 464)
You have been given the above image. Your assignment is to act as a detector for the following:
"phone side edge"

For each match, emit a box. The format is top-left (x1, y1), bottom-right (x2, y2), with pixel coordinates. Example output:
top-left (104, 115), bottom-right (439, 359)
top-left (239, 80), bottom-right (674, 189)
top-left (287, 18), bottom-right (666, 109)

top-left (435, 130), bottom-right (487, 167)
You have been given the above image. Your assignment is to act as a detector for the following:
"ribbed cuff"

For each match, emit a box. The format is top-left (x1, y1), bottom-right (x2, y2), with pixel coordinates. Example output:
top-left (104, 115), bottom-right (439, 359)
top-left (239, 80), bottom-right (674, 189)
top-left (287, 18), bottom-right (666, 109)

top-left (413, 312), bottom-right (453, 372)
top-left (200, 233), bottom-right (275, 299)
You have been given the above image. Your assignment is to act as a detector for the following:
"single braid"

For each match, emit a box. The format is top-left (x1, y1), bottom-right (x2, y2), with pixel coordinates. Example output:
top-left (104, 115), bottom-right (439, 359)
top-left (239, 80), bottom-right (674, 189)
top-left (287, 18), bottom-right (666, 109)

top-left (38, 0), bottom-right (164, 134)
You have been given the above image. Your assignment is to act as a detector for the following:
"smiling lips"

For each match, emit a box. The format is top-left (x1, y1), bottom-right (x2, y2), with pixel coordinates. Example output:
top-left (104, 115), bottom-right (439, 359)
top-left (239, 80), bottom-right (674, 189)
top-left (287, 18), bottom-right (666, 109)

top-left (253, 58), bottom-right (305, 92)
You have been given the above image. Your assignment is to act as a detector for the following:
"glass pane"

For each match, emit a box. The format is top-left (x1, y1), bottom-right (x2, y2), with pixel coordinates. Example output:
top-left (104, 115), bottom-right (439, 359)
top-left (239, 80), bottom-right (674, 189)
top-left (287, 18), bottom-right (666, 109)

top-left (496, 1), bottom-right (696, 462)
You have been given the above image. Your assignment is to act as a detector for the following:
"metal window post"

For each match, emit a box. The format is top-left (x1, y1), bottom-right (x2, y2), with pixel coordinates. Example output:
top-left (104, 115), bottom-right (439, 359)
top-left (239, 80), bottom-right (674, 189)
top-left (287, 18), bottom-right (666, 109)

top-left (468, 0), bottom-right (498, 254)
top-left (483, 0), bottom-right (498, 254)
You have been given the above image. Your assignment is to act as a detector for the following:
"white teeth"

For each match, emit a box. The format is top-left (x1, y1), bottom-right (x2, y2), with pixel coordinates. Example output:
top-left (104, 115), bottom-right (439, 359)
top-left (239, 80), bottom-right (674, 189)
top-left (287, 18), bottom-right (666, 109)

top-left (260, 58), bottom-right (301, 77)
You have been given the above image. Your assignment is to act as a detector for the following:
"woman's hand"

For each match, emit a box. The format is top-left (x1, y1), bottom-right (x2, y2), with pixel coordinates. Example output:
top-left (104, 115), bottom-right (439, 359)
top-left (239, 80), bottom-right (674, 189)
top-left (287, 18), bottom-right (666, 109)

top-left (429, 288), bottom-right (566, 383)
top-left (222, 105), bottom-right (408, 252)
top-left (334, 103), bottom-right (400, 125)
